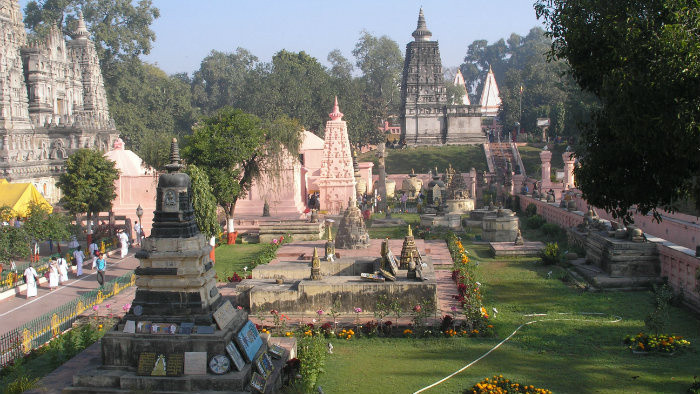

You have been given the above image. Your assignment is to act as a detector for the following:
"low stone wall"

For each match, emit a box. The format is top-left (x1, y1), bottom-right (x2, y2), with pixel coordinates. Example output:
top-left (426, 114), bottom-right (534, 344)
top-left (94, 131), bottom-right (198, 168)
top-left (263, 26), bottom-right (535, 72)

top-left (258, 221), bottom-right (325, 243)
top-left (519, 194), bottom-right (700, 312)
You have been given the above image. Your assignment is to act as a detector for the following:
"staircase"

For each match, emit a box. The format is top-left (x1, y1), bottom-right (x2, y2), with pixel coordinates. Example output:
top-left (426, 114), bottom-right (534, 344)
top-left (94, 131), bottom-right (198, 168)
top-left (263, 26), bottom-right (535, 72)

top-left (489, 142), bottom-right (516, 181)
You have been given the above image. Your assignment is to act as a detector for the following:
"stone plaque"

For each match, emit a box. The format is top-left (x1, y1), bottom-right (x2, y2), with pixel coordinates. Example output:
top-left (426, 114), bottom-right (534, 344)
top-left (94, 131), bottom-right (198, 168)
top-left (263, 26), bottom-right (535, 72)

top-left (226, 341), bottom-right (245, 371)
top-left (213, 300), bottom-right (236, 330)
top-left (123, 320), bottom-right (136, 333)
top-left (133, 305), bottom-right (143, 316)
top-left (137, 353), bottom-right (156, 376)
top-left (268, 344), bottom-right (285, 359)
top-left (179, 322), bottom-right (194, 335)
top-left (250, 372), bottom-right (267, 393)
top-left (166, 353), bottom-right (184, 376)
top-left (255, 352), bottom-right (274, 378)
top-left (379, 268), bottom-right (396, 282)
top-left (195, 325), bottom-right (215, 334)
top-left (386, 251), bottom-right (399, 275)
top-left (234, 320), bottom-right (263, 362)
top-left (184, 352), bottom-right (207, 375)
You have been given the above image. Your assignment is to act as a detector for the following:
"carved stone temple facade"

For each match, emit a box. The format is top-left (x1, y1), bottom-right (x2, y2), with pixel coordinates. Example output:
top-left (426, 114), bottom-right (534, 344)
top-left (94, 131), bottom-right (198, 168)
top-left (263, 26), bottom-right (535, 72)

top-left (400, 8), bottom-right (485, 146)
top-left (0, 0), bottom-right (118, 201)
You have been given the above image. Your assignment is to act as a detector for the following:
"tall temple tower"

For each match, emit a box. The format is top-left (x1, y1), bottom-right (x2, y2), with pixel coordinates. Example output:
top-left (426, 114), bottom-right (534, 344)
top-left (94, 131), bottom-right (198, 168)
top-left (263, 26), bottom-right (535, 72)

top-left (0, 0), bottom-right (118, 201)
top-left (318, 97), bottom-right (356, 214)
top-left (399, 8), bottom-right (484, 146)
top-left (453, 69), bottom-right (471, 105)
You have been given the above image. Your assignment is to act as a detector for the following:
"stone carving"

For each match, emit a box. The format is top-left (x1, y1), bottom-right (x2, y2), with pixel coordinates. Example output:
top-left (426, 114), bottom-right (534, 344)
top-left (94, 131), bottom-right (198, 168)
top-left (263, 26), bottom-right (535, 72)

top-left (324, 225), bottom-right (335, 261)
top-left (318, 97), bottom-right (356, 214)
top-left (310, 247), bottom-right (321, 280)
top-left (400, 225), bottom-right (420, 269)
top-left (402, 169), bottom-right (423, 199)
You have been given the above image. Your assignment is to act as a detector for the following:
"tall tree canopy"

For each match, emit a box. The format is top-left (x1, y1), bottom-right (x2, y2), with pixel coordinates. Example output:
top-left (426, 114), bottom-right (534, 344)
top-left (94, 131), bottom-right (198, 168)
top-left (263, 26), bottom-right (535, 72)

top-left (24, 0), bottom-right (160, 70)
top-left (182, 108), bottom-right (302, 239)
top-left (57, 149), bottom-right (119, 217)
top-left (535, 0), bottom-right (700, 221)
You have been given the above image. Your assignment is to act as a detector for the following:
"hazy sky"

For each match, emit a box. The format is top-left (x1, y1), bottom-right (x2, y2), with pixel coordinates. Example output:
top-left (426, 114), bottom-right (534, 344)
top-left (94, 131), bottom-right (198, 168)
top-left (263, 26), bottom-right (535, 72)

top-left (18, 0), bottom-right (544, 76)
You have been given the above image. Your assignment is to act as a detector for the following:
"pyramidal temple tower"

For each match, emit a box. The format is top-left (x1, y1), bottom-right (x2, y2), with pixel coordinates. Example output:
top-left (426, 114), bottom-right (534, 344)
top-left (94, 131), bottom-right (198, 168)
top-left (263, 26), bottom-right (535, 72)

top-left (453, 69), bottom-right (471, 105)
top-left (319, 97), bottom-right (356, 214)
top-left (399, 8), bottom-right (484, 146)
top-left (480, 66), bottom-right (502, 117)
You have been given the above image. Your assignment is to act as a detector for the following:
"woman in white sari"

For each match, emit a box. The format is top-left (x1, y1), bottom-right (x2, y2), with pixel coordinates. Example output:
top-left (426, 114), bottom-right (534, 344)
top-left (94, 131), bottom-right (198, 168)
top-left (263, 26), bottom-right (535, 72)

top-left (24, 263), bottom-right (38, 298)
top-left (49, 258), bottom-right (59, 290)
top-left (57, 255), bottom-right (69, 283)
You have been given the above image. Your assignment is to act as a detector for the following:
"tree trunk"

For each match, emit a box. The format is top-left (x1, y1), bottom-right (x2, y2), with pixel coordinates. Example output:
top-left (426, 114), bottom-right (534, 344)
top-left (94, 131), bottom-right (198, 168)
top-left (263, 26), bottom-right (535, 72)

top-left (226, 204), bottom-right (237, 245)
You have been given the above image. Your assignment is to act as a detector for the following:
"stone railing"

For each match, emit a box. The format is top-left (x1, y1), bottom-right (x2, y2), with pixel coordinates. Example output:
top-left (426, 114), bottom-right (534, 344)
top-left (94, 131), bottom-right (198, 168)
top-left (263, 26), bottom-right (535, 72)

top-left (519, 194), bottom-right (700, 313)
top-left (510, 141), bottom-right (526, 177)
top-left (483, 142), bottom-right (495, 173)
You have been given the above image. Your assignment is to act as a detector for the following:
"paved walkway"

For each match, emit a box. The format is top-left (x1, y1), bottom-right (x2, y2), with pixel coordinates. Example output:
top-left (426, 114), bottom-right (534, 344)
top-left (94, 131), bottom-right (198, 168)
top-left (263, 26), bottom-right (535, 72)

top-left (0, 250), bottom-right (140, 335)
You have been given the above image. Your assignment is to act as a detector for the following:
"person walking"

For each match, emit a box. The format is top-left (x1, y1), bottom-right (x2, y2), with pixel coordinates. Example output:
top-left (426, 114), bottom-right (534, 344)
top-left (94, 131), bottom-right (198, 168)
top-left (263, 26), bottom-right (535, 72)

top-left (134, 221), bottom-right (142, 246)
top-left (23, 263), bottom-right (38, 298)
top-left (118, 229), bottom-right (129, 258)
top-left (48, 257), bottom-right (59, 290)
top-left (73, 246), bottom-right (85, 276)
top-left (89, 240), bottom-right (99, 270)
top-left (95, 253), bottom-right (106, 286)
top-left (400, 192), bottom-right (408, 213)
top-left (57, 255), bottom-right (69, 283)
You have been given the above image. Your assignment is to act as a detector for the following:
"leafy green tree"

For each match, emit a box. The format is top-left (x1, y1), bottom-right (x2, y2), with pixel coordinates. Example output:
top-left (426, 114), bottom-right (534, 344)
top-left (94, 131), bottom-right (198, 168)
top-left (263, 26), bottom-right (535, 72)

top-left (185, 165), bottom-right (220, 239)
top-left (0, 225), bottom-right (30, 264)
top-left (57, 149), bottom-right (119, 227)
top-left (105, 59), bottom-right (196, 168)
top-left (327, 49), bottom-right (353, 80)
top-left (24, 0), bottom-right (160, 69)
top-left (352, 31), bottom-right (403, 123)
top-left (535, 0), bottom-right (700, 221)
top-left (182, 108), bottom-right (302, 242)
top-left (23, 202), bottom-right (71, 246)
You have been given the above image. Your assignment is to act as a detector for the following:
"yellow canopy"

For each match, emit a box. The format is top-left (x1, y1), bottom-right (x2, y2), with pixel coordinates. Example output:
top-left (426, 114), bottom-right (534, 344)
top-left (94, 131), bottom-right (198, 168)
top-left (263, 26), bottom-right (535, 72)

top-left (0, 179), bottom-right (8, 184)
top-left (0, 182), bottom-right (52, 217)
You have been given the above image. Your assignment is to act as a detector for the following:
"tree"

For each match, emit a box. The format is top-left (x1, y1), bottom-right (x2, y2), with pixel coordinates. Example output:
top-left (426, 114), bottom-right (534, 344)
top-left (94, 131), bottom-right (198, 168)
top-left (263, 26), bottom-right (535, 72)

top-left (23, 201), bottom-right (71, 246)
top-left (57, 149), bottom-right (119, 236)
top-left (352, 31), bottom-right (403, 124)
top-left (185, 165), bottom-right (220, 239)
top-left (105, 59), bottom-right (197, 168)
top-left (0, 206), bottom-right (29, 264)
top-left (24, 0), bottom-right (160, 70)
top-left (535, 0), bottom-right (700, 222)
top-left (182, 108), bottom-right (302, 243)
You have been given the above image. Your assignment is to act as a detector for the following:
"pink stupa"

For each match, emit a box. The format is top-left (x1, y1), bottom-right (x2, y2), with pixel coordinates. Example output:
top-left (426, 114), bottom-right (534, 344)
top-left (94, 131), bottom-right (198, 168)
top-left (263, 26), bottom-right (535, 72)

top-left (318, 97), bottom-right (356, 214)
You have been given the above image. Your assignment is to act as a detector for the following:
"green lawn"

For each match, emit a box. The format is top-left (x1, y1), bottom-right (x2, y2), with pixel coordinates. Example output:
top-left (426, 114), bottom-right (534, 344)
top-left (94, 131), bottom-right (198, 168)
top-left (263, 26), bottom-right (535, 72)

top-left (358, 145), bottom-right (487, 174)
top-left (214, 243), bottom-right (267, 280)
top-left (366, 213), bottom-right (420, 239)
top-left (316, 251), bottom-right (700, 393)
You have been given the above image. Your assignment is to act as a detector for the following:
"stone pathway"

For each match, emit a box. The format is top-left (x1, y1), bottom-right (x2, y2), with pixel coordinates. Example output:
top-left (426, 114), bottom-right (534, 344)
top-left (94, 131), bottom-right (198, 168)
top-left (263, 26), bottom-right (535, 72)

top-left (0, 250), bottom-right (140, 335)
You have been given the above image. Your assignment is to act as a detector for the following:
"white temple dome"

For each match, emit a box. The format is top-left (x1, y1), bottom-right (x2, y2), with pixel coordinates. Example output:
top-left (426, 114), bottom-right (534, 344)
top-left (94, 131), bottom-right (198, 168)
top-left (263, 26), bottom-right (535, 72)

top-left (104, 138), bottom-right (153, 176)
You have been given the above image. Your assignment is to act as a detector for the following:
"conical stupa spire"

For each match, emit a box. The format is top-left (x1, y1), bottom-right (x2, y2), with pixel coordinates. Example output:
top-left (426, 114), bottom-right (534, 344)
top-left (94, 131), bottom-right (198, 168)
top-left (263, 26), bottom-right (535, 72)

top-left (407, 224), bottom-right (413, 237)
top-left (329, 96), bottom-right (344, 121)
top-left (164, 138), bottom-right (183, 173)
top-left (74, 11), bottom-right (90, 40)
top-left (480, 66), bottom-right (502, 117)
top-left (412, 8), bottom-right (432, 41)
top-left (312, 247), bottom-right (318, 260)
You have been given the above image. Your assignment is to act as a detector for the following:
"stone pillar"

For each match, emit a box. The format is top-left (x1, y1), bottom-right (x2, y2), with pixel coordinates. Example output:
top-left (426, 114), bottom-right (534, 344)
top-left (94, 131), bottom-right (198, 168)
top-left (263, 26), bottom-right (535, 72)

top-left (540, 149), bottom-right (552, 190)
top-left (563, 151), bottom-right (575, 189)
top-left (469, 167), bottom-right (477, 198)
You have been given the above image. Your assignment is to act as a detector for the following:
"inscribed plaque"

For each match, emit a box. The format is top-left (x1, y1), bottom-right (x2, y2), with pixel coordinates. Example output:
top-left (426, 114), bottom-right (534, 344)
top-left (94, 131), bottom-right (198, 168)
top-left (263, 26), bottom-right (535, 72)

top-left (179, 322), bottom-right (194, 335)
top-left (136, 353), bottom-right (156, 376)
top-left (213, 300), bottom-right (236, 330)
top-left (183, 352), bottom-right (207, 375)
top-left (226, 341), bottom-right (245, 371)
top-left (166, 353), bottom-right (184, 376)
top-left (386, 251), bottom-right (399, 275)
top-left (250, 372), bottom-right (267, 393)
top-left (123, 320), bottom-right (136, 333)
top-left (195, 325), bottom-right (215, 334)
top-left (234, 320), bottom-right (263, 362)
top-left (268, 344), bottom-right (285, 359)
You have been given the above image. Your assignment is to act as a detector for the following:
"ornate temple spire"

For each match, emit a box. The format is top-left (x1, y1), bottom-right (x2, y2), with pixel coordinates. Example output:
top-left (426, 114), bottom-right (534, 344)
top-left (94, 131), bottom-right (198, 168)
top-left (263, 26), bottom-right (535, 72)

top-left (407, 224), bottom-right (413, 237)
top-left (453, 69), bottom-right (471, 105)
top-left (412, 8), bottom-right (432, 42)
top-left (329, 96), bottom-right (343, 121)
top-left (73, 11), bottom-right (90, 40)
top-left (164, 138), bottom-right (183, 173)
top-left (479, 66), bottom-right (502, 117)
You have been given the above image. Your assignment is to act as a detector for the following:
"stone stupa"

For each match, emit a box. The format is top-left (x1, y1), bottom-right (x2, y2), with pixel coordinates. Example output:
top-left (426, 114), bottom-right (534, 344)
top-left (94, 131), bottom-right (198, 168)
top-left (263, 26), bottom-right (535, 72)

top-left (66, 139), bottom-right (286, 393)
top-left (400, 225), bottom-right (420, 269)
top-left (335, 198), bottom-right (370, 249)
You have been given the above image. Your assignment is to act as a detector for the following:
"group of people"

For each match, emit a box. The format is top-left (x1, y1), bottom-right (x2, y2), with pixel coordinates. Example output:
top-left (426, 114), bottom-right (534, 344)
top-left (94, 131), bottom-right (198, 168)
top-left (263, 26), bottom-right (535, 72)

top-left (22, 251), bottom-right (107, 298)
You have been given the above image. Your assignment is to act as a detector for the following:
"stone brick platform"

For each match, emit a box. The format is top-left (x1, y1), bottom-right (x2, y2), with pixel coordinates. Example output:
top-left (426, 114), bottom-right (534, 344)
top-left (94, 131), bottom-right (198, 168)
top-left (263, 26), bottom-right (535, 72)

top-left (489, 241), bottom-right (544, 257)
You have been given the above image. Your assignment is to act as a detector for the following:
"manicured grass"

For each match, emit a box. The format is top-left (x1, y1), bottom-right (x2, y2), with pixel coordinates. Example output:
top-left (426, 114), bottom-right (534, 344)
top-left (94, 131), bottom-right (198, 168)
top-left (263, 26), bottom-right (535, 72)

top-left (366, 213), bottom-right (420, 239)
top-left (214, 243), bottom-right (267, 281)
top-left (518, 143), bottom-right (568, 179)
top-left (315, 249), bottom-right (700, 393)
top-left (358, 145), bottom-right (487, 174)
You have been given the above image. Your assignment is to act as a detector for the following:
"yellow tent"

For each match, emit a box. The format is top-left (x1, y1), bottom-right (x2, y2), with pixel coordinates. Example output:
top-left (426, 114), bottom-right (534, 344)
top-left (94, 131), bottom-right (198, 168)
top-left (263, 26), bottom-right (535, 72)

top-left (0, 179), bottom-right (8, 185)
top-left (0, 182), bottom-right (52, 217)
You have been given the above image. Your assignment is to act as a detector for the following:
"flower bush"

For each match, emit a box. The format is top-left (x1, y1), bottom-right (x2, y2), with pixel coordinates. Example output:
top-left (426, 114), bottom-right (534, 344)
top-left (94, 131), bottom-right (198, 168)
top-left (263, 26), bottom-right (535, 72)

top-left (448, 234), bottom-right (492, 336)
top-left (337, 328), bottom-right (354, 340)
top-left (403, 328), bottom-right (413, 337)
top-left (468, 375), bottom-right (552, 394)
top-left (624, 332), bottom-right (691, 353)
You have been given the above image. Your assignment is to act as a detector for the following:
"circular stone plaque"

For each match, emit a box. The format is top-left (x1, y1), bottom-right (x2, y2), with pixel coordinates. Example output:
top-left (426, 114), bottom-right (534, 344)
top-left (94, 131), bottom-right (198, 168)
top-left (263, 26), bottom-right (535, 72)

top-left (208, 354), bottom-right (231, 375)
top-left (133, 305), bottom-right (143, 316)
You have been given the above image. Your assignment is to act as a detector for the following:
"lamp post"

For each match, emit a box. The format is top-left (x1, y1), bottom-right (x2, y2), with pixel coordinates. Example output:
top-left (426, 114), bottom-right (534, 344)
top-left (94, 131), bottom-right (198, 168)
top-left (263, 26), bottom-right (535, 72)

top-left (136, 204), bottom-right (143, 245)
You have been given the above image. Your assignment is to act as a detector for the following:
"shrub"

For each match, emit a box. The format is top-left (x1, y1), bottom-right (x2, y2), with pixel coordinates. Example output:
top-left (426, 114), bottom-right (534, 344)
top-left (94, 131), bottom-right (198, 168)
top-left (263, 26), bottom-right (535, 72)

top-left (526, 215), bottom-right (546, 229)
top-left (541, 222), bottom-right (561, 237)
top-left (624, 332), bottom-right (690, 353)
top-left (525, 203), bottom-right (537, 217)
top-left (296, 330), bottom-right (326, 392)
top-left (539, 242), bottom-right (561, 265)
